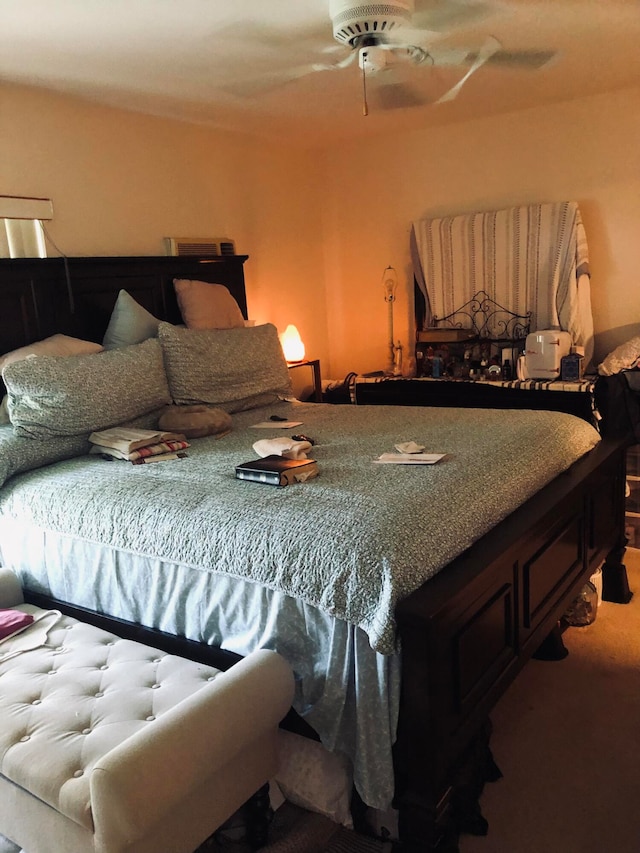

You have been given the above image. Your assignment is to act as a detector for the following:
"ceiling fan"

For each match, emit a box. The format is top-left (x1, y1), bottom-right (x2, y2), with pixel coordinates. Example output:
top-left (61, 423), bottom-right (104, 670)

top-left (226, 0), bottom-right (556, 113)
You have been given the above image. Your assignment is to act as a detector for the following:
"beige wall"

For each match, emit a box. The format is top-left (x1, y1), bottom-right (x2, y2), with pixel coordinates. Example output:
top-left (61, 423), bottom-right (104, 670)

top-left (3, 81), bottom-right (640, 381)
top-left (0, 82), bottom-right (329, 366)
top-left (321, 86), bottom-right (640, 376)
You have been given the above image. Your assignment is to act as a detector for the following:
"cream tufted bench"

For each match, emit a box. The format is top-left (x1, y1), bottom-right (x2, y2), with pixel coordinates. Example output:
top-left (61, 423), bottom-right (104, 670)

top-left (0, 569), bottom-right (294, 853)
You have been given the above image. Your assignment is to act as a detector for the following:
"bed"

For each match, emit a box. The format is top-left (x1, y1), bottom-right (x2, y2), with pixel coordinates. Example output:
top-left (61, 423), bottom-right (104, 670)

top-left (0, 255), bottom-right (632, 852)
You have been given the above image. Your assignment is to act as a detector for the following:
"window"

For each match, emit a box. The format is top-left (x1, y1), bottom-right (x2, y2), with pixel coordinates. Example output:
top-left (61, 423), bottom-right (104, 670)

top-left (0, 196), bottom-right (53, 259)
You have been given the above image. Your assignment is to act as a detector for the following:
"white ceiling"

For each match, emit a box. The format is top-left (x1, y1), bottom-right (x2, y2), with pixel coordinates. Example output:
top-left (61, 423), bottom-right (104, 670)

top-left (2, 0), bottom-right (640, 147)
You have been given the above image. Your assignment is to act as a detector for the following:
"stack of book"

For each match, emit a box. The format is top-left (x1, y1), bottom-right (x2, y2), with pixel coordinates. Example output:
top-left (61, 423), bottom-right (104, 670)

top-left (89, 427), bottom-right (189, 464)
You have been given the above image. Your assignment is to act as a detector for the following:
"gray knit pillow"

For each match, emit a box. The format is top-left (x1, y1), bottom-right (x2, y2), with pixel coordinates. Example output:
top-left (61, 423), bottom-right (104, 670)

top-left (158, 322), bottom-right (292, 413)
top-left (4, 339), bottom-right (171, 438)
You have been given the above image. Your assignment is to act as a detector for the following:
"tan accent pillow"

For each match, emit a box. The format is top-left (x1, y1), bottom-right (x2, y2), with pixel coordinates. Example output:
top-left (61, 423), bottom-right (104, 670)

top-left (0, 334), bottom-right (103, 375)
top-left (158, 404), bottom-right (232, 438)
top-left (173, 279), bottom-right (245, 330)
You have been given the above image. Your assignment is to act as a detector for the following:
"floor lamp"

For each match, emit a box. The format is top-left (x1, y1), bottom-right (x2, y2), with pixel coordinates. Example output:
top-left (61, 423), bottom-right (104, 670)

top-left (382, 265), bottom-right (402, 376)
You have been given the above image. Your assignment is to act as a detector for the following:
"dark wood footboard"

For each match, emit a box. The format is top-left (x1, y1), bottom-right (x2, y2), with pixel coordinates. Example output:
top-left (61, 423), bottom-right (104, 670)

top-left (393, 435), bottom-right (629, 851)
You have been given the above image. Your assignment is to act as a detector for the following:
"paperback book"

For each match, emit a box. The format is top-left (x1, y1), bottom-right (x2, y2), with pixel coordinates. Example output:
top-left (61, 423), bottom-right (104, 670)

top-left (235, 455), bottom-right (318, 487)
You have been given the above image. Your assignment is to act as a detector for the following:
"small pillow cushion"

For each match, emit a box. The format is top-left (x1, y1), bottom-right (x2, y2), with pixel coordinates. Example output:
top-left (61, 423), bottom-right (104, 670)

top-left (4, 338), bottom-right (171, 439)
top-left (158, 404), bottom-right (233, 438)
top-left (173, 279), bottom-right (245, 330)
top-left (158, 322), bottom-right (293, 413)
top-left (598, 335), bottom-right (640, 376)
top-left (102, 289), bottom-right (161, 349)
top-left (0, 609), bottom-right (34, 641)
top-left (0, 334), bottom-right (103, 375)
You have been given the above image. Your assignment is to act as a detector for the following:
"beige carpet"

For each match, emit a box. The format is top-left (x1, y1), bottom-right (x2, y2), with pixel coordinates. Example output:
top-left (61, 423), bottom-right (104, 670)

top-left (460, 548), bottom-right (640, 853)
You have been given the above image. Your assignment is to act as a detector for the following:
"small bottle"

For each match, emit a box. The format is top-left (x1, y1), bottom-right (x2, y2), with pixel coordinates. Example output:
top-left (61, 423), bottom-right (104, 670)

top-left (502, 359), bottom-right (512, 380)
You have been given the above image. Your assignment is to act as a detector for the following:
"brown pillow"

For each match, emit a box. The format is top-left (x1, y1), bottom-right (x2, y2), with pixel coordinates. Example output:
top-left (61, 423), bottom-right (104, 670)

top-left (173, 279), bottom-right (245, 330)
top-left (158, 404), bottom-right (232, 438)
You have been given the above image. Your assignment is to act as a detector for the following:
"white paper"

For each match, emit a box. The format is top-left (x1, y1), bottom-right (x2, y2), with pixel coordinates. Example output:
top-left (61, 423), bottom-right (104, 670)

top-left (249, 421), bottom-right (303, 429)
top-left (373, 453), bottom-right (447, 465)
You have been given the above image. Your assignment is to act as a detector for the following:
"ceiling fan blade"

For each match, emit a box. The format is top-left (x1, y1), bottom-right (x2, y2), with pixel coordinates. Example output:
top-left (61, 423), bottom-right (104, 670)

top-left (413, 0), bottom-right (495, 32)
top-left (214, 19), bottom-right (334, 58)
top-left (435, 35), bottom-right (500, 103)
top-left (373, 80), bottom-right (428, 110)
top-left (223, 50), bottom-right (357, 99)
top-left (482, 49), bottom-right (557, 69)
top-left (386, 24), bottom-right (447, 50)
top-left (223, 68), bottom-right (314, 99)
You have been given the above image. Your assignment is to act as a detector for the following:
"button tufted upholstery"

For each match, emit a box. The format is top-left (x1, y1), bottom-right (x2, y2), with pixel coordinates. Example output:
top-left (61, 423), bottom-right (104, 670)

top-left (0, 570), bottom-right (294, 853)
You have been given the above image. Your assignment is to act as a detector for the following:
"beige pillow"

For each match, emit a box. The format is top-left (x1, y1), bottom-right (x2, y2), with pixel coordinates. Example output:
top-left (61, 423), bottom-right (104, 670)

top-left (598, 335), bottom-right (640, 376)
top-left (173, 279), bottom-right (245, 330)
top-left (0, 334), bottom-right (103, 375)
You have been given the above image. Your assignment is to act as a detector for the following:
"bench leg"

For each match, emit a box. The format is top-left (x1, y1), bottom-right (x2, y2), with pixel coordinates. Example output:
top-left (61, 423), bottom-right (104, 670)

top-left (197, 783), bottom-right (273, 852)
top-left (244, 783), bottom-right (274, 850)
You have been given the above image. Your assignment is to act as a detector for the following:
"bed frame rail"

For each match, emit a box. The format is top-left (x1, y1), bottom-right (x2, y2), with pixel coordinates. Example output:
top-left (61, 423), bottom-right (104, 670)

top-left (393, 435), bottom-right (629, 851)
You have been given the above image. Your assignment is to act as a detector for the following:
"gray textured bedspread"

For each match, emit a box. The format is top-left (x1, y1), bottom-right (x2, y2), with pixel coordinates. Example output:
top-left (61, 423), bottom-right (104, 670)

top-left (0, 401), bottom-right (600, 654)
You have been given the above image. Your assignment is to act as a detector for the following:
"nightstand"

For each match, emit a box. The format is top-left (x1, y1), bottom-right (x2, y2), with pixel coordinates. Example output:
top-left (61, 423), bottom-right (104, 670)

top-left (287, 359), bottom-right (322, 402)
top-left (353, 375), bottom-right (600, 427)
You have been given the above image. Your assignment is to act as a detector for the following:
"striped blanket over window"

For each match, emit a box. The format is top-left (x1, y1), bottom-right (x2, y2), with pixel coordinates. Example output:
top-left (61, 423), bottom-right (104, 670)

top-left (410, 201), bottom-right (594, 365)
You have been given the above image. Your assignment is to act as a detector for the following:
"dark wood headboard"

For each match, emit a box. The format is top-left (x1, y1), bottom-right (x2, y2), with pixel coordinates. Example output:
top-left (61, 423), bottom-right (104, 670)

top-left (0, 254), bottom-right (249, 358)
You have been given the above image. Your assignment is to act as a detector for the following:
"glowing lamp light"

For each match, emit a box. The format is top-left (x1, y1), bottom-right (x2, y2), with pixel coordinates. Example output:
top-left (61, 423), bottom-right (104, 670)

top-left (280, 324), bottom-right (306, 363)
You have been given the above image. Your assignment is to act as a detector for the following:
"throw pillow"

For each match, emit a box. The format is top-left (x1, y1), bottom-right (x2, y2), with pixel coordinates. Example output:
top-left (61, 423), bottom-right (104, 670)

top-left (0, 609), bottom-right (34, 641)
top-left (173, 278), bottom-right (245, 330)
top-left (158, 404), bottom-right (233, 438)
top-left (102, 289), bottom-right (161, 349)
top-left (4, 338), bottom-right (171, 439)
top-left (158, 322), bottom-right (292, 413)
top-left (0, 334), bottom-right (103, 375)
top-left (598, 335), bottom-right (640, 376)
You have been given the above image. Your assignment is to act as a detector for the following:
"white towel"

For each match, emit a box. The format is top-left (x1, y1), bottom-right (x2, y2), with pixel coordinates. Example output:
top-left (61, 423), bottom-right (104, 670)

top-left (252, 437), bottom-right (313, 460)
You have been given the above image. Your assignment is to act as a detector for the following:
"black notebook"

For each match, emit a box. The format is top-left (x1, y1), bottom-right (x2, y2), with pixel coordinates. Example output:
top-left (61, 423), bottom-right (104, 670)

top-left (235, 455), bottom-right (318, 487)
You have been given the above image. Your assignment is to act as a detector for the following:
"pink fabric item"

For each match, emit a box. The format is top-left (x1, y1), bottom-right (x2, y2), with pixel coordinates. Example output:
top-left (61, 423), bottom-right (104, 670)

top-left (0, 609), bottom-right (34, 640)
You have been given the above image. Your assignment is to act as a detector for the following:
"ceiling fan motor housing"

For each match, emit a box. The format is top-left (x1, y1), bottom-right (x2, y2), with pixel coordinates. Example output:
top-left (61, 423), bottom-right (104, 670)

top-left (329, 1), bottom-right (413, 46)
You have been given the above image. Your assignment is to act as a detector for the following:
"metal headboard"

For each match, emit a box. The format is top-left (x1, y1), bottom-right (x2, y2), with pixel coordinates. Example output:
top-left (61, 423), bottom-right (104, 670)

top-left (432, 290), bottom-right (531, 340)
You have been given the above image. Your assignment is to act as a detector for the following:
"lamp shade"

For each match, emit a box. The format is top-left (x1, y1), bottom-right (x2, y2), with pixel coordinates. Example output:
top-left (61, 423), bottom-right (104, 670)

top-left (280, 324), bottom-right (306, 362)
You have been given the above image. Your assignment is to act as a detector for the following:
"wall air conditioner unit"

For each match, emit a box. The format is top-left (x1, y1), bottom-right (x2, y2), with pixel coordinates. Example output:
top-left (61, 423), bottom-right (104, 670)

top-left (164, 237), bottom-right (236, 257)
